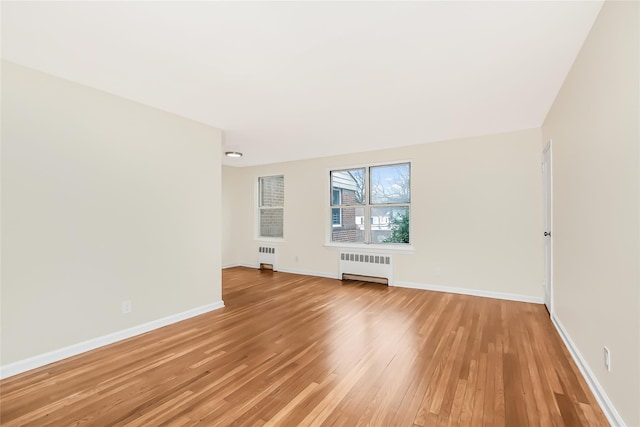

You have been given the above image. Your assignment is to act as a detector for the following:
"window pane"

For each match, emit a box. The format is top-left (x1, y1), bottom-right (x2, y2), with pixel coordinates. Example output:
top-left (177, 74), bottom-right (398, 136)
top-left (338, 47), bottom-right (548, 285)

top-left (332, 208), bottom-right (341, 226)
top-left (259, 175), bottom-right (284, 207)
top-left (370, 206), bottom-right (409, 244)
top-left (331, 168), bottom-right (364, 205)
top-left (332, 189), bottom-right (341, 205)
top-left (331, 206), bottom-right (365, 243)
top-left (259, 208), bottom-right (283, 238)
top-left (370, 163), bottom-right (410, 204)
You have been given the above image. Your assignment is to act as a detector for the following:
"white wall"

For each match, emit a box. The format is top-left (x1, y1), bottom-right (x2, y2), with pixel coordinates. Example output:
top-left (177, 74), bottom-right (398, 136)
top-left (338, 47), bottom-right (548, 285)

top-left (1, 61), bottom-right (223, 367)
top-left (223, 128), bottom-right (543, 301)
top-left (222, 165), bottom-right (241, 268)
top-left (542, 1), bottom-right (639, 425)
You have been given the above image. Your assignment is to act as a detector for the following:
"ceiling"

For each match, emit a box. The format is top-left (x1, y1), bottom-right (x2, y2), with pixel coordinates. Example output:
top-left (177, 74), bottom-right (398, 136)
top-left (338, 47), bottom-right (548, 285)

top-left (1, 1), bottom-right (603, 167)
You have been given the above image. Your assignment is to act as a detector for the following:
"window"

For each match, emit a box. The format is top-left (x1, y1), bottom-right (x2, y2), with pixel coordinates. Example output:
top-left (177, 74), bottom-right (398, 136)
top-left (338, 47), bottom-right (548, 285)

top-left (332, 189), bottom-right (342, 226)
top-left (258, 175), bottom-right (284, 238)
top-left (330, 163), bottom-right (410, 245)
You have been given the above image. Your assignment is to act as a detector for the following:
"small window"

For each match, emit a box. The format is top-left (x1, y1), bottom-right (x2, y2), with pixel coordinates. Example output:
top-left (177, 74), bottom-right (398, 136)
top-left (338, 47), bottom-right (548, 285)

top-left (332, 189), bottom-right (342, 227)
top-left (258, 175), bottom-right (284, 238)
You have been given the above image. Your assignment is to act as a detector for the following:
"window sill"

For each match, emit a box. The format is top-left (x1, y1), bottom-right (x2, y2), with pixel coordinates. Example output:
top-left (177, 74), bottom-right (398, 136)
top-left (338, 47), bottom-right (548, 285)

top-left (323, 242), bottom-right (415, 254)
top-left (255, 237), bottom-right (285, 244)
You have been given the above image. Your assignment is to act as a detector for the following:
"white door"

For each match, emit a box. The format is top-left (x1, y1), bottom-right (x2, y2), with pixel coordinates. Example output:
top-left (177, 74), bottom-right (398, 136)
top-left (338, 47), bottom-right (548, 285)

top-left (542, 142), bottom-right (553, 313)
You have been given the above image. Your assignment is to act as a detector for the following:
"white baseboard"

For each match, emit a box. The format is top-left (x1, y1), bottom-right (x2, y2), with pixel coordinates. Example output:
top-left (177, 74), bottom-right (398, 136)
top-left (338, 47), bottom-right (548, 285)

top-left (393, 280), bottom-right (544, 304)
top-left (551, 315), bottom-right (625, 427)
top-left (0, 301), bottom-right (225, 380)
top-left (222, 263), bottom-right (239, 269)
top-left (223, 263), bottom-right (340, 281)
top-left (222, 263), bottom-right (258, 269)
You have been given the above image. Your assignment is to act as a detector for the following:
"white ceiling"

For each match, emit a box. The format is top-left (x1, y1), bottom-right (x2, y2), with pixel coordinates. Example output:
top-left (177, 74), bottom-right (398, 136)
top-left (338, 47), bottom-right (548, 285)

top-left (1, 1), bottom-right (603, 167)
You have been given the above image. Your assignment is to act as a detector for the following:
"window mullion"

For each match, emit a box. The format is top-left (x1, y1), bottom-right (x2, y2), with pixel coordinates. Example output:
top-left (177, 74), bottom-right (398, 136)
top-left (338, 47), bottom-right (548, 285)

top-left (365, 167), bottom-right (371, 244)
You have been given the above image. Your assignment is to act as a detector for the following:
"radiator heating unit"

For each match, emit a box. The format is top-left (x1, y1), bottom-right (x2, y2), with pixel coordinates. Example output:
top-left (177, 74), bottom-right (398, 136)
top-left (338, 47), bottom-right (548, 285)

top-left (339, 252), bottom-right (393, 285)
top-left (258, 247), bottom-right (277, 271)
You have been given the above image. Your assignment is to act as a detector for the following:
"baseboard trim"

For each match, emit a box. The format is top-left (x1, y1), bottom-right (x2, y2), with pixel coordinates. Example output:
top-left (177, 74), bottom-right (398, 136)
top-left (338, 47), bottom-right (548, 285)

top-left (393, 281), bottom-right (543, 304)
top-left (0, 301), bottom-right (225, 380)
top-left (551, 315), bottom-right (625, 427)
top-left (223, 263), bottom-right (258, 270)
top-left (224, 264), bottom-right (340, 280)
top-left (222, 263), bottom-right (239, 269)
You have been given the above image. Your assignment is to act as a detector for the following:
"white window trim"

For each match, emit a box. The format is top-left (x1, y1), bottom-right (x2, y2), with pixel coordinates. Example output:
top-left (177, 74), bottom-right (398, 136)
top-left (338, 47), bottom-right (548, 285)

top-left (256, 174), bottom-right (285, 242)
top-left (326, 160), bottom-right (412, 248)
top-left (323, 242), bottom-right (415, 254)
top-left (257, 236), bottom-right (285, 244)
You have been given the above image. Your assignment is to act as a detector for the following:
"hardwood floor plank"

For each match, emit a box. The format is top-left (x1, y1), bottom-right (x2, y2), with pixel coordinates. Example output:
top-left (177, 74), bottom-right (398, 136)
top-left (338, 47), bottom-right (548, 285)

top-left (503, 352), bottom-right (529, 427)
top-left (0, 267), bottom-right (609, 426)
top-left (458, 358), bottom-right (478, 427)
top-left (470, 352), bottom-right (487, 427)
top-left (444, 379), bottom-right (467, 426)
top-left (263, 381), bottom-right (319, 426)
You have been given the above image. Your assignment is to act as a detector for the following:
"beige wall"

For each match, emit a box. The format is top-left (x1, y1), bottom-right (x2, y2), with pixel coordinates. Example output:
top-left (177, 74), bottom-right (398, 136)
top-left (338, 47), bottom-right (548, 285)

top-left (223, 128), bottom-right (543, 300)
top-left (222, 165), bottom-right (241, 268)
top-left (542, 1), bottom-right (640, 425)
top-left (1, 61), bottom-right (223, 365)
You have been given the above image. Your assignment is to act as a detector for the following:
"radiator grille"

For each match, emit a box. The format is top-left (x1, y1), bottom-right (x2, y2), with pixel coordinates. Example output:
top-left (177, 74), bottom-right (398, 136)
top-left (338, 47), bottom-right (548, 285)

top-left (340, 253), bottom-right (390, 265)
top-left (339, 252), bottom-right (393, 284)
top-left (258, 247), bottom-right (277, 270)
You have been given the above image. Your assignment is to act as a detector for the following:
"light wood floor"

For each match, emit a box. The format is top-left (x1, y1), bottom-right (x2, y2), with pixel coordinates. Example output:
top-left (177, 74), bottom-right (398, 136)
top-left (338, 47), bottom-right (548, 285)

top-left (1, 267), bottom-right (608, 426)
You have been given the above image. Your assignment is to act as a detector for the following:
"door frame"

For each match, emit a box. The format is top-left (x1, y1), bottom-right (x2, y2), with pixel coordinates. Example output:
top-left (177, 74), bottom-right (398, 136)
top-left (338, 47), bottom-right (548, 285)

top-left (542, 140), bottom-right (553, 314)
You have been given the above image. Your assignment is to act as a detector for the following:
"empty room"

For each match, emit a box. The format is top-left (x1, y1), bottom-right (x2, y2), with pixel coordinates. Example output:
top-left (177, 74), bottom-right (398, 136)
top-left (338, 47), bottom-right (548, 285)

top-left (1, 1), bottom-right (638, 426)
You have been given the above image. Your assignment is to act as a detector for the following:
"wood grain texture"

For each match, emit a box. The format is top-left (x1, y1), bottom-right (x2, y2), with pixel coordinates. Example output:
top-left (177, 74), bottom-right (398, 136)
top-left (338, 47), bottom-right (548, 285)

top-left (0, 267), bottom-right (608, 426)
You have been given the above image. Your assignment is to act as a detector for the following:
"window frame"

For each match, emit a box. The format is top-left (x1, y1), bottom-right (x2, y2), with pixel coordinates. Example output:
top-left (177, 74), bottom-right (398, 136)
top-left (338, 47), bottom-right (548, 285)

top-left (326, 161), bottom-right (413, 252)
top-left (256, 174), bottom-right (285, 241)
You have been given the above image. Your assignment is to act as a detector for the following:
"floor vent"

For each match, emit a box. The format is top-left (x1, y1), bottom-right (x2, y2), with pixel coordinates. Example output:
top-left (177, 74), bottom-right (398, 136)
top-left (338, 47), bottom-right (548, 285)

top-left (339, 252), bottom-right (392, 285)
top-left (258, 247), bottom-right (277, 271)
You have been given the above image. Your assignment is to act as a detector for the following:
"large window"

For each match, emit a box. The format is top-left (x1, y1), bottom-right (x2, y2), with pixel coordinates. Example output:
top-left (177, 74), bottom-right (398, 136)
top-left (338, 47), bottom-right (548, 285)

top-left (330, 162), bottom-right (410, 245)
top-left (258, 175), bottom-right (284, 238)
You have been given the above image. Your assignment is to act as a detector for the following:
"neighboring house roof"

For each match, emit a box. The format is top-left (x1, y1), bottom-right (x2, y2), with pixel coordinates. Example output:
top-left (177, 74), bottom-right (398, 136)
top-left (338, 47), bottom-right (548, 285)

top-left (332, 171), bottom-right (358, 192)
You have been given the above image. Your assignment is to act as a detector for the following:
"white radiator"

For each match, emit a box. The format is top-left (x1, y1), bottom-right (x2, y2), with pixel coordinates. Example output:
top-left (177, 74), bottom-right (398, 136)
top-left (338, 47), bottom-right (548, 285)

top-left (339, 252), bottom-right (393, 284)
top-left (258, 246), bottom-right (277, 270)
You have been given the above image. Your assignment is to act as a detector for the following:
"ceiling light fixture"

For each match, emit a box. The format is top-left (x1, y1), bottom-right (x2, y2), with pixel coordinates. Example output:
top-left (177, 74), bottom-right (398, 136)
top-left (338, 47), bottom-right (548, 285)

top-left (225, 151), bottom-right (243, 158)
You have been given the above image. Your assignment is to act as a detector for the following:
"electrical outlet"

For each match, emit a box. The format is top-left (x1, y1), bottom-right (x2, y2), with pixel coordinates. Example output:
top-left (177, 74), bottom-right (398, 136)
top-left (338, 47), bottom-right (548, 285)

top-left (603, 346), bottom-right (611, 372)
top-left (435, 266), bottom-right (442, 277)
top-left (122, 300), bottom-right (132, 314)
